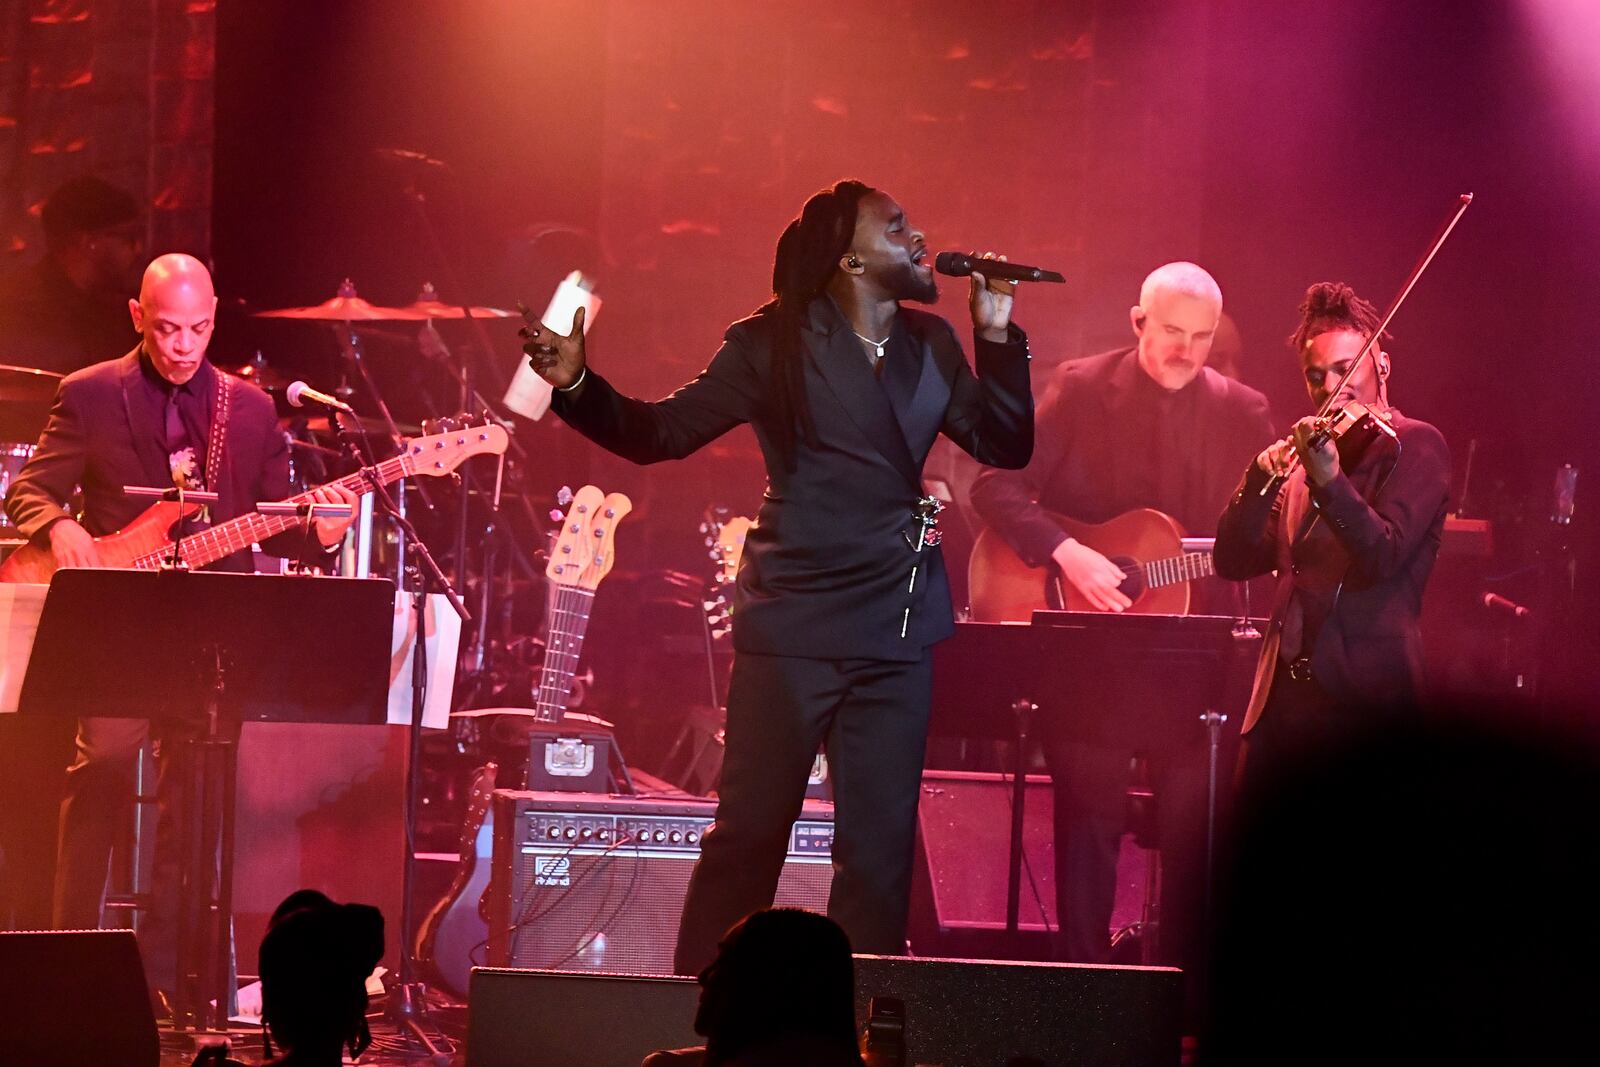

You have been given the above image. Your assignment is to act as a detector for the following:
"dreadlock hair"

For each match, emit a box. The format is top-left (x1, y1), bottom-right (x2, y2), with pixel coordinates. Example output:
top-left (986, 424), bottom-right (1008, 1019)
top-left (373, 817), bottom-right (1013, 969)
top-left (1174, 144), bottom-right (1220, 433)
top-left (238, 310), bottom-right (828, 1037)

top-left (763, 179), bottom-right (875, 471)
top-left (1289, 281), bottom-right (1389, 354)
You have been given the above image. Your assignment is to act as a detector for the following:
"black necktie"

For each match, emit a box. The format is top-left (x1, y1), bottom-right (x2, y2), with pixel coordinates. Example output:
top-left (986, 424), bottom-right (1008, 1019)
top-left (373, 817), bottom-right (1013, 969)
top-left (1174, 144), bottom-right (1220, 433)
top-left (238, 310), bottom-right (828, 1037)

top-left (164, 388), bottom-right (186, 454)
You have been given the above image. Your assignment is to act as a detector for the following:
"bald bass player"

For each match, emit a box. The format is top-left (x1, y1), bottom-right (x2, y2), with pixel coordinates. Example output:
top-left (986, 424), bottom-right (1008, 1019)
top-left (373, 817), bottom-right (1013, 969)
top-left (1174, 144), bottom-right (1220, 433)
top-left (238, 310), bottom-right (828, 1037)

top-left (3, 253), bottom-right (358, 997)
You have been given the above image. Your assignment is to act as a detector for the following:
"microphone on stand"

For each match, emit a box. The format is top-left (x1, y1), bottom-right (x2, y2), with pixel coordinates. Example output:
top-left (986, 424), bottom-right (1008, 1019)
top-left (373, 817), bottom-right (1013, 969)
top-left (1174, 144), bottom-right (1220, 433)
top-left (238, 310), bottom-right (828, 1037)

top-left (1482, 592), bottom-right (1532, 619)
top-left (934, 251), bottom-right (1066, 284)
top-left (287, 380), bottom-right (356, 416)
top-left (373, 146), bottom-right (450, 171)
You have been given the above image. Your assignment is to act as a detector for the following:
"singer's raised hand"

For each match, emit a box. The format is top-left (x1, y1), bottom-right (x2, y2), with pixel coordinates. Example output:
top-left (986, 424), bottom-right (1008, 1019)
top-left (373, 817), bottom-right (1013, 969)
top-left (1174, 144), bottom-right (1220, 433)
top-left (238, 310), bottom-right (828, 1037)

top-left (520, 305), bottom-right (587, 390)
top-left (968, 252), bottom-right (1016, 343)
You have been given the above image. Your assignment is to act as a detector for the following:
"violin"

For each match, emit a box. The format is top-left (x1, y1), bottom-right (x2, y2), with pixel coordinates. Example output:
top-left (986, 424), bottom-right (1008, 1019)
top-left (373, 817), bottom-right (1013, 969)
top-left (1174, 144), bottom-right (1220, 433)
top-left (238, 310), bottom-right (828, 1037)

top-left (1310, 399), bottom-right (1398, 467)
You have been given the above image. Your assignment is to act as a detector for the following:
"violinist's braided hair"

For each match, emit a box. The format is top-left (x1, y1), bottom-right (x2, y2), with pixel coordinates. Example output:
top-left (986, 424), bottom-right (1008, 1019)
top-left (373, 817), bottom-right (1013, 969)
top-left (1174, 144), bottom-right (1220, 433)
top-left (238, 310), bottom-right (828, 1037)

top-left (760, 179), bottom-right (874, 471)
top-left (1289, 281), bottom-right (1389, 353)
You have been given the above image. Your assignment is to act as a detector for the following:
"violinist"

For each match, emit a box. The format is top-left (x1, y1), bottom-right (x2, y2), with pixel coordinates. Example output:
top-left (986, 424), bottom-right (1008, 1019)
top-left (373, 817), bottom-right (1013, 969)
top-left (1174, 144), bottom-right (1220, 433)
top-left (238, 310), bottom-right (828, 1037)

top-left (1214, 282), bottom-right (1451, 785)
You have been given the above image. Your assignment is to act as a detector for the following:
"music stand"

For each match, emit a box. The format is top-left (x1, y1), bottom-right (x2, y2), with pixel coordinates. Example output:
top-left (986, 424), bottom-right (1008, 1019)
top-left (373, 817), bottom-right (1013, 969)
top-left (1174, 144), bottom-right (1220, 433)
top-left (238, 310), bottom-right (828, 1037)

top-left (930, 614), bottom-right (1261, 942)
top-left (18, 569), bottom-right (394, 1032)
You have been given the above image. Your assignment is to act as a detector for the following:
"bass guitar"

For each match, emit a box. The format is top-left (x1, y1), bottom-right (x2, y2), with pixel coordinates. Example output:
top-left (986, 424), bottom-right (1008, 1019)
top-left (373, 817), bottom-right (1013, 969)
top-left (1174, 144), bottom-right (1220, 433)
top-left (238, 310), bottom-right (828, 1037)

top-left (416, 486), bottom-right (630, 991)
top-left (0, 421), bottom-right (509, 583)
top-left (968, 507), bottom-right (1213, 622)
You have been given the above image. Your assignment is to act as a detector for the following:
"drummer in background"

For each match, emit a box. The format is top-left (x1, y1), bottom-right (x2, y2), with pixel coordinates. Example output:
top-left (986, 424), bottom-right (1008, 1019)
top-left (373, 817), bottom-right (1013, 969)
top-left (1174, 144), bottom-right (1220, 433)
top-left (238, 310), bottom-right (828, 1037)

top-left (0, 175), bottom-right (144, 375)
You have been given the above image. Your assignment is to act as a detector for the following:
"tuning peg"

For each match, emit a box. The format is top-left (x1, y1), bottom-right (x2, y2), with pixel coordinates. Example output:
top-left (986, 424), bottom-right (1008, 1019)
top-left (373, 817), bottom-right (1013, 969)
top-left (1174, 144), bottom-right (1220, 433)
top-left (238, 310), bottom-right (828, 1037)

top-left (711, 626), bottom-right (730, 639)
top-left (556, 485), bottom-right (574, 506)
top-left (708, 548), bottom-right (722, 560)
top-left (549, 509), bottom-right (564, 523)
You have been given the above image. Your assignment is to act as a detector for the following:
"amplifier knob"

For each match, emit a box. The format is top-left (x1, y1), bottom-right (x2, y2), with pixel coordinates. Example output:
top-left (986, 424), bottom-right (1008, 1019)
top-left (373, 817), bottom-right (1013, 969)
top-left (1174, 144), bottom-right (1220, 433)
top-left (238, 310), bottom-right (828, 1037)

top-left (565, 826), bottom-right (578, 839)
top-left (685, 831), bottom-right (699, 844)
top-left (580, 827), bottom-right (593, 839)
top-left (653, 830), bottom-right (667, 843)
top-left (596, 829), bottom-right (610, 841)
top-left (547, 827), bottom-right (561, 839)
top-left (669, 831), bottom-right (682, 843)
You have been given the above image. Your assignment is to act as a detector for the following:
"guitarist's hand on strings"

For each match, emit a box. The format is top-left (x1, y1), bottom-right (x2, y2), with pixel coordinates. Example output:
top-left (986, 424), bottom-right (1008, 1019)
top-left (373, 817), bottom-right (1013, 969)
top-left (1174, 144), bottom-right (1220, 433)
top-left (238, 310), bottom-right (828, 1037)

top-left (520, 306), bottom-right (588, 392)
top-left (1051, 537), bottom-right (1132, 613)
top-left (47, 518), bottom-right (101, 568)
top-left (308, 482), bottom-right (360, 547)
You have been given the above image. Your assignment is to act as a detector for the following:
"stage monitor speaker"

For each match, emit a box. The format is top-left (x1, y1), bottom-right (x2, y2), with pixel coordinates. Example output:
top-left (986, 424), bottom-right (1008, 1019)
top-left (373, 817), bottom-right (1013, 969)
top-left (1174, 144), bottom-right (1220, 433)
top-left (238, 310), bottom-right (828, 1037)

top-left (0, 929), bottom-right (159, 1067)
top-left (911, 770), bottom-right (1056, 956)
top-left (466, 954), bottom-right (1182, 1067)
top-left (485, 790), bottom-right (833, 975)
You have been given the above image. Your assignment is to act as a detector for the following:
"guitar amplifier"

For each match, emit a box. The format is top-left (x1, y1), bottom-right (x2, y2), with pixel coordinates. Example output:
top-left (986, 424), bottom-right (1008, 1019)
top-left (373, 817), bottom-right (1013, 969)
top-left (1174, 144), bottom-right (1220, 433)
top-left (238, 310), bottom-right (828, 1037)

top-left (486, 791), bottom-right (834, 975)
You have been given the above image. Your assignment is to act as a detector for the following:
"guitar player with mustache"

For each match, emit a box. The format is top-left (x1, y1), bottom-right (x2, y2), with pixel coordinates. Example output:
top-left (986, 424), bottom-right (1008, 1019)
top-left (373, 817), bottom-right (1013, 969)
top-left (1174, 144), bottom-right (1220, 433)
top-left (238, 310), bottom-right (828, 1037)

top-left (3, 253), bottom-right (358, 999)
top-left (968, 262), bottom-right (1274, 983)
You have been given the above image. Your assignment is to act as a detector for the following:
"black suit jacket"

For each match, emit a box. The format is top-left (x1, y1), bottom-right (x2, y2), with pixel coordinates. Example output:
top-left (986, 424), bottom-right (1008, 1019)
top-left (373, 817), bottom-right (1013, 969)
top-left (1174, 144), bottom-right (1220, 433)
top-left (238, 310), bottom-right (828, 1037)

top-left (551, 296), bottom-right (1034, 662)
top-left (4, 349), bottom-right (313, 570)
top-left (1214, 411), bottom-right (1450, 722)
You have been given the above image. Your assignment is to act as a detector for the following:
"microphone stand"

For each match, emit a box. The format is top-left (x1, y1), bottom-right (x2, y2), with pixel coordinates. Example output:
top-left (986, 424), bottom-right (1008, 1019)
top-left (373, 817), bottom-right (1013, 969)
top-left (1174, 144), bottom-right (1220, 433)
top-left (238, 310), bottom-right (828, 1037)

top-left (337, 412), bottom-right (467, 1056)
top-left (399, 175), bottom-right (544, 701)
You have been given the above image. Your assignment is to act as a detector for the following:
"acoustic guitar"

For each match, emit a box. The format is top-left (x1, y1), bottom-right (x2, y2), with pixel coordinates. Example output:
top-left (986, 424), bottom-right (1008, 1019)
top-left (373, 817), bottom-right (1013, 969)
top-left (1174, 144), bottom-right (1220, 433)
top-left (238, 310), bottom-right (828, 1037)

top-left (968, 507), bottom-right (1213, 622)
top-left (0, 420), bottom-right (509, 583)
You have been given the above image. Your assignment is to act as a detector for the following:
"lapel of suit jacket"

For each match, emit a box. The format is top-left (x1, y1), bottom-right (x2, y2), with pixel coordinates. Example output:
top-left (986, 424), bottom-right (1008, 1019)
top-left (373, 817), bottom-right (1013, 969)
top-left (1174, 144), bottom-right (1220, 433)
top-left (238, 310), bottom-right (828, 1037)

top-left (118, 348), bottom-right (176, 489)
top-left (803, 297), bottom-right (921, 490)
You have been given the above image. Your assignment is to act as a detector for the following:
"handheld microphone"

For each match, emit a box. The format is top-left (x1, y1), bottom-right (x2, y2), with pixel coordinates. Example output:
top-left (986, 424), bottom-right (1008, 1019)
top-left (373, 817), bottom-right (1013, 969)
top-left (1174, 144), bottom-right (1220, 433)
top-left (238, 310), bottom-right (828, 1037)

top-left (934, 251), bottom-right (1066, 284)
top-left (1482, 592), bottom-right (1532, 619)
top-left (286, 380), bottom-right (356, 416)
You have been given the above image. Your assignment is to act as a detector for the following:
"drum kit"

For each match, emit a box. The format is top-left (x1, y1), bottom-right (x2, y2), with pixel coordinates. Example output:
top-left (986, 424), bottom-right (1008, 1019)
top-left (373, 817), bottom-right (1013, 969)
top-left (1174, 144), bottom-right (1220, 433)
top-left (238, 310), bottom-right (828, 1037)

top-left (0, 363), bottom-right (67, 546)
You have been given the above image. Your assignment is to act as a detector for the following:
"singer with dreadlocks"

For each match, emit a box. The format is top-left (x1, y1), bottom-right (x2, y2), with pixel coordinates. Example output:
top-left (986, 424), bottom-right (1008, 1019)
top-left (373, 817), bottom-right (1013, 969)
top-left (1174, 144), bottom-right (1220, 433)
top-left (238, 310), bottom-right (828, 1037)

top-left (1214, 282), bottom-right (1450, 792)
top-left (521, 180), bottom-right (1034, 973)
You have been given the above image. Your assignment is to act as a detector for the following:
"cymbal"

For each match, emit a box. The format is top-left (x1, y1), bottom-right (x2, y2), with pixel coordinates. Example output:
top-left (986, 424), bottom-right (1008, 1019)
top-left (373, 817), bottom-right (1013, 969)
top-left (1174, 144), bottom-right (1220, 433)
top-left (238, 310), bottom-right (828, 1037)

top-left (254, 295), bottom-right (428, 322)
top-left (252, 278), bottom-right (428, 322)
top-left (406, 299), bottom-right (518, 319)
top-left (406, 285), bottom-right (516, 319)
top-left (0, 364), bottom-right (64, 405)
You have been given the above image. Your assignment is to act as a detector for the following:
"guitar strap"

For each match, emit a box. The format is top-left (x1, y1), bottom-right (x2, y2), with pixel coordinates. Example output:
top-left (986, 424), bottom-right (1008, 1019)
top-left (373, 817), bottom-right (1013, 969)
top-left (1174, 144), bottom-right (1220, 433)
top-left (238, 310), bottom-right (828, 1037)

top-left (204, 371), bottom-right (234, 496)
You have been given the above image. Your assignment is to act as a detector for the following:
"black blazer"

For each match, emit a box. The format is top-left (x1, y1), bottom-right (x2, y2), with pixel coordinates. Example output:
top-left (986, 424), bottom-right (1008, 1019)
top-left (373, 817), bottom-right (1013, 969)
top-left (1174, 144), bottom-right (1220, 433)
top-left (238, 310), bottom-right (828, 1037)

top-left (5, 349), bottom-right (313, 570)
top-left (551, 296), bottom-right (1034, 662)
top-left (1215, 411), bottom-right (1450, 721)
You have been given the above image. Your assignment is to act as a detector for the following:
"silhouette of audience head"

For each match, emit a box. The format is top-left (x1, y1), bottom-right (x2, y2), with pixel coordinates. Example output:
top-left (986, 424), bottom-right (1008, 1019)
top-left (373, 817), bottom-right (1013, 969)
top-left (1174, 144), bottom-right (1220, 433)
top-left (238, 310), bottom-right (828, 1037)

top-left (257, 889), bottom-right (384, 1064)
top-left (695, 908), bottom-right (863, 1066)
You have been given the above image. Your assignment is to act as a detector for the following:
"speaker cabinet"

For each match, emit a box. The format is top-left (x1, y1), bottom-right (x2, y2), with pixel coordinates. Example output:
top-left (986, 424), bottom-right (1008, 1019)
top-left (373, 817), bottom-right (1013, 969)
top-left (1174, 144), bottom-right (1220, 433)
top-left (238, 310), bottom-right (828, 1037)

top-left (486, 790), bottom-right (833, 975)
top-left (467, 955), bottom-right (1182, 1067)
top-left (0, 929), bottom-right (159, 1067)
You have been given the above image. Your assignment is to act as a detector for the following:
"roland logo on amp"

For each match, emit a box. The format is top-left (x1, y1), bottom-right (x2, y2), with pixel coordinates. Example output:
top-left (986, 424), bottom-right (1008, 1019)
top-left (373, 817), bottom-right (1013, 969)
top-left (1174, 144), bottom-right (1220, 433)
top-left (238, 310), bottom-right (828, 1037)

top-left (533, 856), bottom-right (572, 887)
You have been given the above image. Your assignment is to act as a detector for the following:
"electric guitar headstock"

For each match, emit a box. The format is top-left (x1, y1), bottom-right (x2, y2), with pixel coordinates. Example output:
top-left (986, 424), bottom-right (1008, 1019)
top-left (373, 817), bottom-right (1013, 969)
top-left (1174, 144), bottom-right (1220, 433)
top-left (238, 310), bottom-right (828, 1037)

top-left (700, 506), bottom-right (752, 639)
top-left (547, 484), bottom-right (632, 591)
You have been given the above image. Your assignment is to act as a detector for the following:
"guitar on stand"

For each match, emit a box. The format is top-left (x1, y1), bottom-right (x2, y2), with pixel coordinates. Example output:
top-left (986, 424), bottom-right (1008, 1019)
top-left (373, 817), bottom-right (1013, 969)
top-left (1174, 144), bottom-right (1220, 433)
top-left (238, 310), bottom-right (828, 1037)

top-left (967, 507), bottom-right (1215, 622)
top-left (679, 507), bottom-right (829, 800)
top-left (415, 487), bottom-right (631, 993)
top-left (0, 421), bottom-right (509, 583)
top-left (412, 760), bottom-right (498, 1001)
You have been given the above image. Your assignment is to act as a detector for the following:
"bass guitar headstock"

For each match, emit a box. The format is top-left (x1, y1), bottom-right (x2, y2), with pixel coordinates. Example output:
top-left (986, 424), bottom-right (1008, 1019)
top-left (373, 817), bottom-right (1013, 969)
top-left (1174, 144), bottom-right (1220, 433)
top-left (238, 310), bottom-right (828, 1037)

top-left (548, 484), bottom-right (632, 591)
top-left (405, 413), bottom-right (510, 477)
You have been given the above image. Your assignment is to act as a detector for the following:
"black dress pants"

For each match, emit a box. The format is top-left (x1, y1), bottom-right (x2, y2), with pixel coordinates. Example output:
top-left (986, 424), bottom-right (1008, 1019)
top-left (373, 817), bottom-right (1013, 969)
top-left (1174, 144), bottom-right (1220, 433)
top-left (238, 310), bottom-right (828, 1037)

top-left (673, 651), bottom-right (932, 976)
